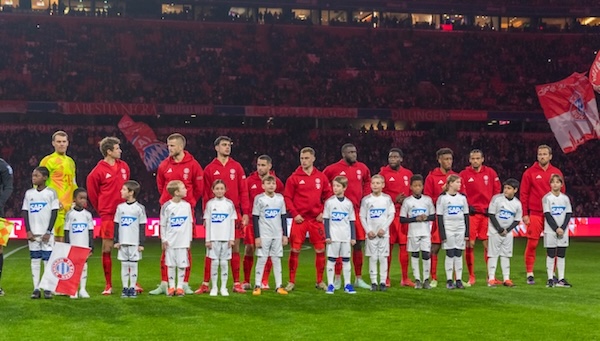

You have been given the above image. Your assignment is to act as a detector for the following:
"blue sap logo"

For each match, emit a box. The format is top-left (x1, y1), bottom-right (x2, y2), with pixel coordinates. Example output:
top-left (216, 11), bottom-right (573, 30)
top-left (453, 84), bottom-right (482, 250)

top-left (498, 210), bottom-right (515, 220)
top-left (447, 205), bottom-right (463, 215)
top-left (551, 206), bottom-right (566, 216)
top-left (29, 202), bottom-right (47, 213)
top-left (170, 216), bottom-right (188, 228)
top-left (71, 223), bottom-right (88, 233)
top-left (120, 216), bottom-right (137, 227)
top-left (265, 209), bottom-right (280, 219)
top-left (211, 213), bottom-right (229, 223)
top-left (331, 212), bottom-right (348, 222)
top-left (369, 209), bottom-right (385, 219)
top-left (410, 208), bottom-right (427, 217)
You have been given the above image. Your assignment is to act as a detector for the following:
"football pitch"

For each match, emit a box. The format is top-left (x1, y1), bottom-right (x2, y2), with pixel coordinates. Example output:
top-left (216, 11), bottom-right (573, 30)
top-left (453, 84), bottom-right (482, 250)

top-left (0, 238), bottom-right (599, 340)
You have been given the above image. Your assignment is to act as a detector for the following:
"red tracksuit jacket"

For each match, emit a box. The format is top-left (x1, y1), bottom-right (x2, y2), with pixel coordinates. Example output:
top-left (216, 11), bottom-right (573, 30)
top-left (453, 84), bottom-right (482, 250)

top-left (379, 165), bottom-right (413, 216)
top-left (323, 159), bottom-right (371, 209)
top-left (284, 166), bottom-right (332, 220)
top-left (246, 171), bottom-right (285, 211)
top-left (156, 151), bottom-right (204, 208)
top-left (459, 165), bottom-right (501, 213)
top-left (203, 157), bottom-right (250, 215)
top-left (520, 162), bottom-right (565, 216)
top-left (424, 167), bottom-right (459, 204)
top-left (86, 159), bottom-right (130, 220)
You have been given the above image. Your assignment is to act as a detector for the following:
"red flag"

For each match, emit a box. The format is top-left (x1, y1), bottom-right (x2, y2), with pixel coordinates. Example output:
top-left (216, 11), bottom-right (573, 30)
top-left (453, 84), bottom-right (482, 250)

top-left (589, 52), bottom-right (600, 93)
top-left (536, 72), bottom-right (600, 153)
top-left (118, 115), bottom-right (169, 171)
top-left (39, 242), bottom-right (90, 296)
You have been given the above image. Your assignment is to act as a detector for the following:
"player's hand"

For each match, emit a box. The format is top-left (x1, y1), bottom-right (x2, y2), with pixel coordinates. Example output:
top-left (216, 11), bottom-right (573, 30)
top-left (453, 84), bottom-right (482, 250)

top-left (523, 215), bottom-right (530, 225)
top-left (316, 213), bottom-right (324, 223)
top-left (282, 236), bottom-right (289, 246)
top-left (326, 238), bottom-right (332, 244)
top-left (114, 243), bottom-right (121, 249)
top-left (255, 238), bottom-right (262, 248)
top-left (351, 239), bottom-right (356, 246)
top-left (27, 231), bottom-right (35, 241)
top-left (419, 214), bottom-right (428, 222)
top-left (42, 232), bottom-right (51, 243)
top-left (367, 231), bottom-right (376, 239)
top-left (138, 246), bottom-right (144, 252)
top-left (205, 242), bottom-right (212, 249)
top-left (556, 227), bottom-right (564, 237)
top-left (242, 214), bottom-right (249, 227)
top-left (500, 229), bottom-right (507, 237)
top-left (162, 241), bottom-right (169, 250)
top-left (294, 215), bottom-right (304, 224)
top-left (377, 229), bottom-right (385, 237)
top-left (228, 240), bottom-right (235, 247)
top-left (464, 236), bottom-right (469, 241)
top-left (395, 193), bottom-right (407, 205)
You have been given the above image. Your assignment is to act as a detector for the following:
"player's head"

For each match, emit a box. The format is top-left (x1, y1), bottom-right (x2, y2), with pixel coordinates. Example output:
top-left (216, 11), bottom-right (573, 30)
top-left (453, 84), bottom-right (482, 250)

top-left (503, 178), bottom-right (519, 199)
top-left (51, 130), bottom-right (69, 155)
top-left (443, 174), bottom-right (461, 193)
top-left (212, 179), bottom-right (226, 198)
top-left (167, 133), bottom-right (186, 158)
top-left (256, 155), bottom-right (273, 177)
top-left (388, 148), bottom-right (403, 169)
top-left (262, 175), bottom-right (277, 194)
top-left (370, 174), bottom-right (385, 193)
top-left (469, 149), bottom-right (484, 170)
top-left (341, 144), bottom-right (357, 164)
top-left (410, 174), bottom-right (424, 196)
top-left (537, 144), bottom-right (552, 167)
top-left (332, 176), bottom-right (348, 196)
top-left (121, 180), bottom-right (141, 201)
top-left (73, 188), bottom-right (88, 209)
top-left (436, 148), bottom-right (453, 171)
top-left (549, 173), bottom-right (563, 192)
top-left (99, 137), bottom-right (122, 159)
top-left (214, 136), bottom-right (232, 158)
top-left (167, 180), bottom-right (186, 198)
top-left (300, 147), bottom-right (316, 170)
top-left (32, 166), bottom-right (49, 186)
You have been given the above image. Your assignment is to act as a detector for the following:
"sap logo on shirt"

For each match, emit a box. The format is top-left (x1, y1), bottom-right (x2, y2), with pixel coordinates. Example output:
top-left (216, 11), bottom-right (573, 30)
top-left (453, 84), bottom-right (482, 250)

top-left (71, 222), bottom-right (88, 233)
top-left (264, 209), bottom-right (281, 219)
top-left (331, 212), bottom-right (348, 221)
top-left (410, 208), bottom-right (427, 217)
top-left (29, 202), bottom-right (47, 213)
top-left (211, 213), bottom-right (229, 223)
top-left (498, 209), bottom-right (515, 220)
top-left (120, 216), bottom-right (137, 227)
top-left (170, 216), bottom-right (188, 228)
top-left (551, 206), bottom-right (566, 216)
top-left (447, 205), bottom-right (463, 215)
top-left (369, 208), bottom-right (386, 219)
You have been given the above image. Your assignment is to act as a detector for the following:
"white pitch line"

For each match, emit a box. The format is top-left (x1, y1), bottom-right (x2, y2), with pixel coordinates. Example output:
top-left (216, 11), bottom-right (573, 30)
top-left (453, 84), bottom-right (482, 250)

top-left (3, 245), bottom-right (28, 258)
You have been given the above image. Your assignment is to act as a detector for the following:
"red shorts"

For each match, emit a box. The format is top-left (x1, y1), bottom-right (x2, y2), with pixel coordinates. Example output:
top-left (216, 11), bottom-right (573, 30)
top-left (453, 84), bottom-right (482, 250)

top-left (526, 214), bottom-right (544, 240)
top-left (354, 211), bottom-right (365, 241)
top-left (99, 219), bottom-right (114, 240)
top-left (290, 219), bottom-right (325, 250)
top-left (389, 219), bottom-right (408, 245)
top-left (244, 224), bottom-right (255, 245)
top-left (469, 214), bottom-right (489, 241)
top-left (431, 220), bottom-right (441, 244)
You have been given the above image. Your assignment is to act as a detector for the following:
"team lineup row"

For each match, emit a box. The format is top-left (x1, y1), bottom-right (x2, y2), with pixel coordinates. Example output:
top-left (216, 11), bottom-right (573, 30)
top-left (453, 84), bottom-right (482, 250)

top-left (0, 131), bottom-right (570, 297)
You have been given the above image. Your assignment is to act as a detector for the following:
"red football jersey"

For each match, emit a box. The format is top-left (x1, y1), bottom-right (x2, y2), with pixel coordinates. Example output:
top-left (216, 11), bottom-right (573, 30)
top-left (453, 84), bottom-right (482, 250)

top-left (156, 151), bottom-right (204, 208)
top-left (379, 165), bottom-right (413, 216)
top-left (246, 171), bottom-right (285, 212)
top-left (520, 162), bottom-right (565, 216)
top-left (459, 165), bottom-right (501, 213)
top-left (86, 159), bottom-right (130, 220)
top-left (284, 166), bottom-right (332, 220)
top-left (424, 167), bottom-right (459, 205)
top-left (323, 159), bottom-right (371, 209)
top-left (203, 157), bottom-right (250, 215)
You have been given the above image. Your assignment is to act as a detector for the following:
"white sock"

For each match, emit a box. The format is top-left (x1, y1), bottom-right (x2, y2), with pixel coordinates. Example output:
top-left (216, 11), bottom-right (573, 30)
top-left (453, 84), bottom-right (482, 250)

top-left (31, 258), bottom-right (41, 289)
top-left (445, 256), bottom-right (454, 281)
top-left (326, 260), bottom-right (335, 286)
top-left (168, 266), bottom-right (175, 289)
top-left (423, 258), bottom-right (431, 281)
top-left (378, 256), bottom-right (388, 285)
top-left (80, 262), bottom-right (88, 291)
top-left (342, 260), bottom-right (351, 285)
top-left (255, 257), bottom-right (267, 288)
top-left (500, 257), bottom-right (510, 281)
top-left (546, 256), bottom-right (554, 280)
top-left (557, 257), bottom-right (565, 280)
top-left (454, 256), bottom-right (463, 281)
top-left (487, 256), bottom-right (498, 281)
top-left (220, 260), bottom-right (228, 290)
top-left (177, 267), bottom-right (185, 289)
top-left (121, 262), bottom-right (130, 289)
top-left (130, 262), bottom-right (138, 288)
top-left (411, 256), bottom-right (420, 281)
top-left (369, 257), bottom-right (378, 284)
top-left (272, 257), bottom-right (282, 288)
top-left (210, 259), bottom-right (219, 290)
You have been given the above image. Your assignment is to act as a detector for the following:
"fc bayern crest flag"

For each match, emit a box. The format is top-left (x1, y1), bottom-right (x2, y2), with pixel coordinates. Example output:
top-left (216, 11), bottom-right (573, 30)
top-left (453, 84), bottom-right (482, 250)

top-left (39, 242), bottom-right (90, 296)
top-left (536, 72), bottom-right (600, 153)
top-left (118, 115), bottom-right (169, 171)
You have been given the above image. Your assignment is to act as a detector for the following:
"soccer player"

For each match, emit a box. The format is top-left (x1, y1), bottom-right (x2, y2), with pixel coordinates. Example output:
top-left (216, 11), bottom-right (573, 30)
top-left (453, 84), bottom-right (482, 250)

top-left (204, 180), bottom-right (237, 297)
top-left (520, 145), bottom-right (564, 285)
top-left (251, 175), bottom-right (288, 296)
top-left (400, 175), bottom-right (435, 290)
top-left (379, 148), bottom-right (414, 287)
top-left (459, 149), bottom-right (501, 286)
top-left (0, 157), bottom-right (14, 297)
top-left (323, 144), bottom-right (371, 290)
top-left (244, 155), bottom-right (285, 291)
top-left (114, 180), bottom-right (147, 298)
top-left (324, 176), bottom-right (356, 294)
top-left (150, 133), bottom-right (203, 296)
top-left (196, 136), bottom-right (249, 294)
top-left (39, 131), bottom-right (78, 243)
top-left (284, 147), bottom-right (333, 291)
top-left (161, 180), bottom-right (194, 296)
top-left (424, 148), bottom-right (458, 287)
top-left (22, 167), bottom-right (59, 299)
top-left (64, 188), bottom-right (94, 299)
top-left (86, 137), bottom-right (131, 295)
top-left (360, 175), bottom-right (395, 291)
top-left (542, 175), bottom-right (572, 288)
top-left (436, 175), bottom-right (469, 290)
top-left (487, 179), bottom-right (522, 288)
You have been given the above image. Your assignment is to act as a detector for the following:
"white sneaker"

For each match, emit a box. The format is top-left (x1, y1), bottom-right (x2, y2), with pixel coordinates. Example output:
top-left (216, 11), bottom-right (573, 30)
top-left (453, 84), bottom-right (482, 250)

top-left (354, 278), bottom-right (371, 289)
top-left (79, 289), bottom-right (90, 299)
top-left (333, 277), bottom-right (342, 290)
top-left (220, 288), bottom-right (230, 297)
top-left (430, 280), bottom-right (438, 288)
top-left (210, 287), bottom-right (218, 297)
top-left (182, 283), bottom-right (194, 295)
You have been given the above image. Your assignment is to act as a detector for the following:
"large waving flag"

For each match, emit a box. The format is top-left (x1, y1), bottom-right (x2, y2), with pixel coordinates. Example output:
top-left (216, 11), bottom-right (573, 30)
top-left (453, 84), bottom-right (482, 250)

top-left (39, 242), bottom-right (90, 296)
top-left (118, 115), bottom-right (169, 171)
top-left (0, 218), bottom-right (14, 246)
top-left (536, 72), bottom-right (600, 153)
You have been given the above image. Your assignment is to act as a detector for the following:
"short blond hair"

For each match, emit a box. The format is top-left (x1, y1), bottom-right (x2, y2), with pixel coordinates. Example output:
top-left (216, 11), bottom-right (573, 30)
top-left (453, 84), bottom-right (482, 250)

top-left (167, 180), bottom-right (184, 197)
top-left (300, 147), bottom-right (315, 155)
top-left (52, 130), bottom-right (68, 141)
top-left (333, 176), bottom-right (348, 188)
top-left (167, 133), bottom-right (186, 148)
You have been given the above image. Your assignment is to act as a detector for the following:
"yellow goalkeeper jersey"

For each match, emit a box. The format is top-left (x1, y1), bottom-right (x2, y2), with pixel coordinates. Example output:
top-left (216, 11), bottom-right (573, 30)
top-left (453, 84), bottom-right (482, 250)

top-left (40, 152), bottom-right (78, 210)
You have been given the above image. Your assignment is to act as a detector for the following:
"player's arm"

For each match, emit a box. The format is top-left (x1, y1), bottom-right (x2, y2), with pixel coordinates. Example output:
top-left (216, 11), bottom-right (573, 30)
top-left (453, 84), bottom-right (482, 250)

top-left (362, 166), bottom-right (372, 196)
top-left (463, 197), bottom-right (470, 238)
top-left (252, 214), bottom-right (260, 238)
top-left (113, 223), bottom-right (120, 245)
top-left (424, 175), bottom-right (433, 197)
top-left (139, 223), bottom-right (146, 247)
top-left (487, 198), bottom-right (504, 233)
top-left (283, 178), bottom-right (299, 219)
top-left (560, 197), bottom-right (573, 230)
top-left (436, 214), bottom-right (446, 241)
top-left (193, 163), bottom-right (204, 205)
top-left (22, 210), bottom-right (31, 233)
top-left (88, 222), bottom-right (94, 250)
top-left (159, 204), bottom-right (168, 244)
top-left (324, 218), bottom-right (331, 239)
top-left (350, 220), bottom-right (356, 242)
top-left (280, 213), bottom-right (288, 237)
top-left (359, 200), bottom-right (369, 233)
top-left (47, 194), bottom-right (59, 234)
top-left (64, 215), bottom-right (71, 244)
top-left (276, 177), bottom-right (285, 193)
top-left (239, 167), bottom-right (250, 216)
top-left (382, 200), bottom-right (395, 231)
top-left (520, 171), bottom-right (531, 216)
top-left (399, 200), bottom-right (415, 223)
top-left (543, 196), bottom-right (559, 232)
top-left (321, 177), bottom-right (333, 203)
top-left (492, 170), bottom-right (501, 194)
top-left (86, 170), bottom-right (100, 211)
top-left (156, 163), bottom-right (165, 197)
top-left (0, 160), bottom-right (14, 213)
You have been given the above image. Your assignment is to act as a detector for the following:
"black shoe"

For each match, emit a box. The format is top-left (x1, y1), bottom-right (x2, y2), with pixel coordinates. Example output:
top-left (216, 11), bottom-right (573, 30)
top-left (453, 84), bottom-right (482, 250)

top-left (552, 276), bottom-right (559, 285)
top-left (43, 290), bottom-right (53, 299)
top-left (546, 279), bottom-right (554, 288)
top-left (370, 283), bottom-right (378, 291)
top-left (31, 289), bottom-right (41, 299)
top-left (121, 288), bottom-right (128, 298)
top-left (129, 287), bottom-right (137, 298)
top-left (556, 279), bottom-right (572, 288)
top-left (455, 280), bottom-right (465, 289)
top-left (414, 280), bottom-right (422, 289)
top-left (423, 279), bottom-right (432, 290)
top-left (379, 283), bottom-right (387, 292)
top-left (527, 276), bottom-right (535, 285)
top-left (446, 280), bottom-right (455, 290)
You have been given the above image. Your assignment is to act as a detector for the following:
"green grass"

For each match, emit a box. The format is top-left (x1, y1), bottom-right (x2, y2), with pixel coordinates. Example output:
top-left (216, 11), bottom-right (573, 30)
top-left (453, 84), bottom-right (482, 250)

top-left (1, 238), bottom-right (600, 340)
